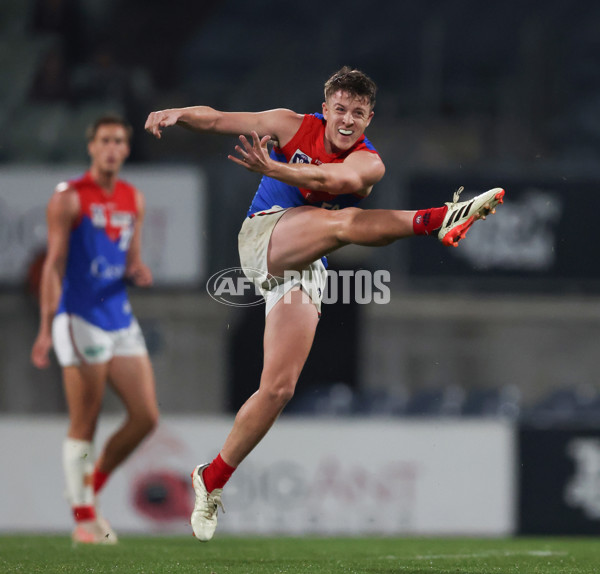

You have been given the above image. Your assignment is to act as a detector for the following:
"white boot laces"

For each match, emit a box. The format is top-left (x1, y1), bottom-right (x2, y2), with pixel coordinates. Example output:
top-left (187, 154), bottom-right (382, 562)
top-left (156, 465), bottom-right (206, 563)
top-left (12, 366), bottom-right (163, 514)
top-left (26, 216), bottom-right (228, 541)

top-left (203, 489), bottom-right (225, 518)
top-left (452, 186), bottom-right (465, 204)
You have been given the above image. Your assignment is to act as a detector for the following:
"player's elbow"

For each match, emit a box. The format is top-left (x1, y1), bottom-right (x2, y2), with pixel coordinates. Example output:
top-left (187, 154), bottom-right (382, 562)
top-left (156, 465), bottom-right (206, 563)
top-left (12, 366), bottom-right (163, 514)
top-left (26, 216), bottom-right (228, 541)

top-left (44, 254), bottom-right (66, 278)
top-left (325, 171), bottom-right (365, 196)
top-left (186, 106), bottom-right (221, 132)
top-left (355, 163), bottom-right (385, 197)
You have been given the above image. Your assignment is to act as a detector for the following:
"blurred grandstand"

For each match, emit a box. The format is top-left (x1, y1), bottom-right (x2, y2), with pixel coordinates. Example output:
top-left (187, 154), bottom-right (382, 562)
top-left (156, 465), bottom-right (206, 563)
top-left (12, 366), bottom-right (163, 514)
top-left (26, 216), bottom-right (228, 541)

top-left (2, 0), bottom-right (600, 165)
top-left (1, 0), bottom-right (600, 426)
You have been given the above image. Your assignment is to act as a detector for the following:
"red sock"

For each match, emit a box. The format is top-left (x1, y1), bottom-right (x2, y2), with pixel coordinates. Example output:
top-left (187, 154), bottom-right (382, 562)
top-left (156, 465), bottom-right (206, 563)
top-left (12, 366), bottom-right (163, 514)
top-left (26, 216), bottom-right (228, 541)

top-left (93, 467), bottom-right (110, 494)
top-left (202, 453), bottom-right (236, 493)
top-left (73, 505), bottom-right (96, 522)
top-left (413, 206), bottom-right (448, 236)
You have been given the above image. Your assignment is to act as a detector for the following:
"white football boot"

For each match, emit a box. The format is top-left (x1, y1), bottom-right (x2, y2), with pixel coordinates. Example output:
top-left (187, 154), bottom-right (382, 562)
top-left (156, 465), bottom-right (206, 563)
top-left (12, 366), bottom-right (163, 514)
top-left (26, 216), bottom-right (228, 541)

top-left (438, 186), bottom-right (505, 247)
top-left (71, 517), bottom-right (118, 545)
top-left (190, 464), bottom-right (224, 542)
top-left (96, 514), bottom-right (118, 544)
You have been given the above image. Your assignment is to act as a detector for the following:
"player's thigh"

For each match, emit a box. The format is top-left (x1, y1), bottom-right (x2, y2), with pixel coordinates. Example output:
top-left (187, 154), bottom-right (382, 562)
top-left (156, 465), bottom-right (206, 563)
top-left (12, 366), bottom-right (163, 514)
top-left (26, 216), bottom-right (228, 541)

top-left (107, 354), bottom-right (158, 421)
top-left (260, 287), bottom-right (319, 390)
top-left (267, 206), bottom-right (356, 276)
top-left (62, 363), bottom-right (109, 425)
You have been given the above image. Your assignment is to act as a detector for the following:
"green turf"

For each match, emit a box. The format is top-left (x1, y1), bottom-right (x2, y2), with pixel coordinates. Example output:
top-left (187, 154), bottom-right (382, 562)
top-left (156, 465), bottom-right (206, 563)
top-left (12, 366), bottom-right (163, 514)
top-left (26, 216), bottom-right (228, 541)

top-left (1, 535), bottom-right (599, 574)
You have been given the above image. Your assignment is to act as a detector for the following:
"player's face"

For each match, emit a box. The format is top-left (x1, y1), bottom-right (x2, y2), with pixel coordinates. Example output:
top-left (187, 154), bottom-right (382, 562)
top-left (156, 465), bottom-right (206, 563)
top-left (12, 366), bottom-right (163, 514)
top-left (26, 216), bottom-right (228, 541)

top-left (88, 124), bottom-right (130, 174)
top-left (322, 90), bottom-right (374, 153)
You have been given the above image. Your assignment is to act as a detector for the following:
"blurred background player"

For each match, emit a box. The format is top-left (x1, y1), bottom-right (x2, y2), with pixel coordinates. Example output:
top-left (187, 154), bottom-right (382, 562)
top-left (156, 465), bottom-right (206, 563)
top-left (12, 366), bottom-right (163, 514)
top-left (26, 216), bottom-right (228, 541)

top-left (31, 114), bottom-right (159, 544)
top-left (145, 66), bottom-right (504, 541)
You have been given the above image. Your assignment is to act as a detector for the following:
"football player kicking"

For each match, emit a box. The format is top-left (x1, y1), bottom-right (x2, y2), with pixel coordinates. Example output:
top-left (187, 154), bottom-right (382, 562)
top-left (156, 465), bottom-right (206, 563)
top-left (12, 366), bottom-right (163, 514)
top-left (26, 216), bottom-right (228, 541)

top-left (145, 66), bottom-right (504, 541)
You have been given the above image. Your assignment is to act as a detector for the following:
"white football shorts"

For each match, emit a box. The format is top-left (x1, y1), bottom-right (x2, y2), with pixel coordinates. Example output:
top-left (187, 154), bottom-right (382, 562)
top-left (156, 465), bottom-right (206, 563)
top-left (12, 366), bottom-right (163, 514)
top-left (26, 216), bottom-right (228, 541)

top-left (52, 313), bottom-right (148, 367)
top-left (238, 206), bottom-right (328, 316)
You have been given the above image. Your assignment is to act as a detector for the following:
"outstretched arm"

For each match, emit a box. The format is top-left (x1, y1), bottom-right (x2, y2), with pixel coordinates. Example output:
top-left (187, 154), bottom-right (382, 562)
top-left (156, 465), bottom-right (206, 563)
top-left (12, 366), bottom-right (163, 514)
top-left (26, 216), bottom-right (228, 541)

top-left (31, 186), bottom-right (78, 369)
top-left (144, 106), bottom-right (303, 148)
top-left (230, 131), bottom-right (385, 197)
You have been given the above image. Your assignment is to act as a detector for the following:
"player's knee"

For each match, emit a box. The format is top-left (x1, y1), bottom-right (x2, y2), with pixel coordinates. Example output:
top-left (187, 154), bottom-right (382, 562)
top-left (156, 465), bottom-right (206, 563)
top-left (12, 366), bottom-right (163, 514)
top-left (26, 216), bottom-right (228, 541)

top-left (134, 409), bottom-right (159, 436)
top-left (270, 384), bottom-right (296, 407)
top-left (146, 410), bottom-right (159, 434)
top-left (146, 410), bottom-right (159, 433)
top-left (263, 375), bottom-right (297, 407)
top-left (333, 207), bottom-right (361, 243)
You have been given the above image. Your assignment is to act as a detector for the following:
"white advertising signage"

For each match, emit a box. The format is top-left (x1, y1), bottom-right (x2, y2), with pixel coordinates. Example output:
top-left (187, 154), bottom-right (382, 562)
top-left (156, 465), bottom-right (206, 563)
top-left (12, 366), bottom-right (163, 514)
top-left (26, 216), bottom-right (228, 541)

top-left (0, 166), bottom-right (206, 285)
top-left (0, 416), bottom-right (515, 536)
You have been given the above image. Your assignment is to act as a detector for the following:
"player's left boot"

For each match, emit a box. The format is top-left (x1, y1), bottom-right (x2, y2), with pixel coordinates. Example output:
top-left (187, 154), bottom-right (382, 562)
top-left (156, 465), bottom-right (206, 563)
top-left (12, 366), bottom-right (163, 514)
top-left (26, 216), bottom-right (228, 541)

top-left (190, 464), bottom-right (224, 542)
top-left (71, 518), bottom-right (118, 545)
top-left (438, 186), bottom-right (505, 247)
top-left (96, 514), bottom-right (118, 544)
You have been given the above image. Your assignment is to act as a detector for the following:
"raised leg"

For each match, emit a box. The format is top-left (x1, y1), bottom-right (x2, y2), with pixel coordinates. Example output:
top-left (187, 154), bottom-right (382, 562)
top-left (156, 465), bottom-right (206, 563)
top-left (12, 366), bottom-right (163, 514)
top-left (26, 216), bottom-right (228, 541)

top-left (267, 205), bottom-right (416, 276)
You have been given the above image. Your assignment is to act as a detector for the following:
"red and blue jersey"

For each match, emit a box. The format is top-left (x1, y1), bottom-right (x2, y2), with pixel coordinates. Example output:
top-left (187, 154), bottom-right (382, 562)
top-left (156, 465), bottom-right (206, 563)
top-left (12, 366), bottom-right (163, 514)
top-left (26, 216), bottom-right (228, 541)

top-left (56, 172), bottom-right (137, 330)
top-left (247, 113), bottom-right (379, 216)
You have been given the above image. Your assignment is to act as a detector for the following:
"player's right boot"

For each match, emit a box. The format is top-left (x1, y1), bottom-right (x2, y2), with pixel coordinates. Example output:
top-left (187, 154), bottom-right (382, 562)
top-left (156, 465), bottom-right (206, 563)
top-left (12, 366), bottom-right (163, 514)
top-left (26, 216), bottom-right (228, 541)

top-left (438, 186), bottom-right (505, 247)
top-left (190, 464), bottom-right (224, 542)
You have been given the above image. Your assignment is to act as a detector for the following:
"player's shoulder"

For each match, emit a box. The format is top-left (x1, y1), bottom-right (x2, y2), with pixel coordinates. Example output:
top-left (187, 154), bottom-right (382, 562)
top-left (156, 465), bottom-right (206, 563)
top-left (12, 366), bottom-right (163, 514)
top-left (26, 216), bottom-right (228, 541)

top-left (48, 181), bottom-right (80, 218)
top-left (286, 112), bottom-right (322, 138)
top-left (52, 180), bottom-right (79, 201)
top-left (358, 133), bottom-right (378, 153)
top-left (344, 135), bottom-right (381, 165)
top-left (53, 174), bottom-right (94, 208)
top-left (266, 108), bottom-right (303, 120)
top-left (297, 112), bottom-right (324, 128)
top-left (267, 109), bottom-right (305, 148)
top-left (61, 171), bottom-right (92, 191)
top-left (54, 180), bottom-right (74, 194)
top-left (116, 178), bottom-right (144, 212)
top-left (117, 178), bottom-right (142, 199)
top-left (116, 176), bottom-right (135, 190)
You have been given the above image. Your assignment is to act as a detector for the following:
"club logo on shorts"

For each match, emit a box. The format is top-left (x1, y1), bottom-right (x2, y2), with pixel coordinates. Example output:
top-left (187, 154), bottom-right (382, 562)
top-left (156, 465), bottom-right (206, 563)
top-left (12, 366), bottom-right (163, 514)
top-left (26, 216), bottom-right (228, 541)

top-left (84, 345), bottom-right (105, 358)
top-left (206, 267), bottom-right (275, 307)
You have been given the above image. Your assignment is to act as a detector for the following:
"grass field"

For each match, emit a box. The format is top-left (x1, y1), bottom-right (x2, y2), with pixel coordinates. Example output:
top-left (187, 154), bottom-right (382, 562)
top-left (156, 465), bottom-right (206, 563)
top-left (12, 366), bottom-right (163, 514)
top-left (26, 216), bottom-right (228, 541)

top-left (2, 535), bottom-right (600, 574)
